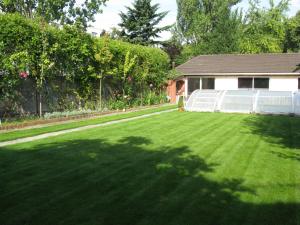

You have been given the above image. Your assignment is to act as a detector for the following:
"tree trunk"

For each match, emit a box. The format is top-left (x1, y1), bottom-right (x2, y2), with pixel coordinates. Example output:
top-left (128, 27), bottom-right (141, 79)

top-left (99, 77), bottom-right (102, 110)
top-left (122, 78), bottom-right (126, 98)
top-left (39, 91), bottom-right (42, 117)
top-left (140, 83), bottom-right (143, 106)
top-left (35, 88), bottom-right (39, 115)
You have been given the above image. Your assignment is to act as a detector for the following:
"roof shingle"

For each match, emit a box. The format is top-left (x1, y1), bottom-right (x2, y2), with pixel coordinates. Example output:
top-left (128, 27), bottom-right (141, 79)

top-left (176, 53), bottom-right (300, 75)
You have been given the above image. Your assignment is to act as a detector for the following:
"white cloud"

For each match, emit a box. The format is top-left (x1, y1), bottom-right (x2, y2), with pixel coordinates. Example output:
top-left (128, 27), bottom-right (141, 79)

top-left (291, 0), bottom-right (300, 6)
top-left (290, 0), bottom-right (300, 16)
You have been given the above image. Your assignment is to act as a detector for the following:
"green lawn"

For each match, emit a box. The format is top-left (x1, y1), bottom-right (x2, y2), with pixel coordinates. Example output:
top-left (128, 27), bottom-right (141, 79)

top-left (0, 105), bottom-right (176, 142)
top-left (0, 111), bottom-right (299, 225)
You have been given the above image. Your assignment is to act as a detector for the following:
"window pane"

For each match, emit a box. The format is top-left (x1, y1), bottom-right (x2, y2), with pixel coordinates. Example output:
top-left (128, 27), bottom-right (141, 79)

top-left (298, 78), bottom-right (300, 89)
top-left (188, 78), bottom-right (200, 95)
top-left (254, 78), bottom-right (269, 89)
top-left (202, 78), bottom-right (215, 90)
top-left (238, 78), bottom-right (252, 89)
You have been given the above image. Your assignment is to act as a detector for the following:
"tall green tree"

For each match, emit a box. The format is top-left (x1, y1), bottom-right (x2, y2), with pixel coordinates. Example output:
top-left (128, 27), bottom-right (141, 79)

top-left (239, 0), bottom-right (289, 53)
top-left (119, 0), bottom-right (171, 45)
top-left (284, 11), bottom-right (300, 52)
top-left (176, 0), bottom-right (242, 54)
top-left (0, 0), bottom-right (107, 27)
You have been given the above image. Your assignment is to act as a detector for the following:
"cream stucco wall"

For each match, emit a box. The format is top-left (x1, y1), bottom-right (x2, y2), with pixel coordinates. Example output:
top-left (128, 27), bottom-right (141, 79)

top-left (215, 77), bottom-right (238, 90)
top-left (215, 76), bottom-right (299, 91)
top-left (269, 77), bottom-right (299, 91)
top-left (184, 76), bottom-right (299, 97)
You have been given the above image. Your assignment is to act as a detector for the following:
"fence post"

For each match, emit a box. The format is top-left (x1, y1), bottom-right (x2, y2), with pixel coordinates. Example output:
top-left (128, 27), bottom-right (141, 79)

top-left (253, 90), bottom-right (260, 113)
top-left (216, 90), bottom-right (227, 112)
top-left (292, 91), bottom-right (295, 114)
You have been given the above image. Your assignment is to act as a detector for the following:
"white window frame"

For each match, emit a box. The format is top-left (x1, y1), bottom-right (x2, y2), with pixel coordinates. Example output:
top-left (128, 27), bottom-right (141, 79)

top-left (201, 77), bottom-right (215, 90)
top-left (186, 76), bottom-right (216, 97)
top-left (238, 77), bottom-right (270, 90)
top-left (238, 77), bottom-right (253, 90)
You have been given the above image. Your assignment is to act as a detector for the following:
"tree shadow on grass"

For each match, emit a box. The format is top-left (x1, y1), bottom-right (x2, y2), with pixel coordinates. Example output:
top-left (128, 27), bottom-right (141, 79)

top-left (0, 136), bottom-right (299, 225)
top-left (270, 150), bottom-right (300, 162)
top-left (244, 115), bottom-right (300, 149)
top-left (244, 115), bottom-right (300, 162)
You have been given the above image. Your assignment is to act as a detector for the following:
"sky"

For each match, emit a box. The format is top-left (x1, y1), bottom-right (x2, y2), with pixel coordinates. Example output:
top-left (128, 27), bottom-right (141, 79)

top-left (88, 0), bottom-right (300, 40)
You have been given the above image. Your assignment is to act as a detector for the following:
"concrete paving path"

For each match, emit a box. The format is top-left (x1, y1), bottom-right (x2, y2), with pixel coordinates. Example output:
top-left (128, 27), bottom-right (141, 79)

top-left (0, 109), bottom-right (176, 147)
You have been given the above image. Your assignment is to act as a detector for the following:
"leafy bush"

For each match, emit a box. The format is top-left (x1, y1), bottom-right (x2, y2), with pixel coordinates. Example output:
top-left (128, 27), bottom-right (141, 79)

top-left (0, 13), bottom-right (170, 117)
top-left (178, 96), bottom-right (184, 109)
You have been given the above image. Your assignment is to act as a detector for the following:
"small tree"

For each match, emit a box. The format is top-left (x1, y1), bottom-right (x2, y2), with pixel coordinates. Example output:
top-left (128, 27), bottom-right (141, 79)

top-left (178, 96), bottom-right (184, 111)
top-left (122, 51), bottom-right (136, 96)
top-left (136, 60), bottom-right (150, 105)
top-left (92, 36), bottom-right (115, 110)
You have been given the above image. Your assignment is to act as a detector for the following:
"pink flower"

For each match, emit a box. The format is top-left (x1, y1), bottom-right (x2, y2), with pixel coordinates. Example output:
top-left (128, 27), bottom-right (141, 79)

top-left (19, 71), bottom-right (29, 79)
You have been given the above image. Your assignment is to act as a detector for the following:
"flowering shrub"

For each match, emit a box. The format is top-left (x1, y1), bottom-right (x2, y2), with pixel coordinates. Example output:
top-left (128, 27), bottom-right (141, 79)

top-left (19, 71), bottom-right (29, 79)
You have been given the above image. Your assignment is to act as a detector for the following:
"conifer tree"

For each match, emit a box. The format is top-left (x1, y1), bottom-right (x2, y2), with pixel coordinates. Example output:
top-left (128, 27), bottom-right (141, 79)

top-left (119, 0), bottom-right (171, 45)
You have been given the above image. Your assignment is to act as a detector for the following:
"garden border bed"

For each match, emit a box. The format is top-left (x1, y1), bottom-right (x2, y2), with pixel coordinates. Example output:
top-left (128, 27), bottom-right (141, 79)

top-left (0, 104), bottom-right (174, 131)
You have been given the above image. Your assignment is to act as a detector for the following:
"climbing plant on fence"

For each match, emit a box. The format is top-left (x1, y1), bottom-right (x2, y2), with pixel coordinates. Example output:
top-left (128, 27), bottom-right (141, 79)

top-left (0, 13), bottom-right (170, 116)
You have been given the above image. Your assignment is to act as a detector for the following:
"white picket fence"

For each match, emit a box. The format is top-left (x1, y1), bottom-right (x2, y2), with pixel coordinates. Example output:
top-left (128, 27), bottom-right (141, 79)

top-left (185, 90), bottom-right (300, 115)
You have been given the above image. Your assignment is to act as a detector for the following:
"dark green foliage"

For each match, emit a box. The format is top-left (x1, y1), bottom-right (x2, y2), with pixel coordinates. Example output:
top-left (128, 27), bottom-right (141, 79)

top-left (0, 0), bottom-right (107, 28)
top-left (176, 0), bottom-right (242, 54)
top-left (161, 32), bottom-right (183, 64)
top-left (174, 0), bottom-right (293, 63)
top-left (119, 0), bottom-right (171, 45)
top-left (284, 11), bottom-right (300, 52)
top-left (240, 0), bottom-right (289, 53)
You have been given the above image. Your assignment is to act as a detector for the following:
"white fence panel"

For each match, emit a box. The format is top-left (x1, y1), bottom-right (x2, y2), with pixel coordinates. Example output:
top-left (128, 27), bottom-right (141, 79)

top-left (185, 90), bottom-right (300, 115)
top-left (255, 91), bottom-right (293, 115)
top-left (185, 90), bottom-right (222, 112)
top-left (219, 90), bottom-right (256, 113)
top-left (294, 92), bottom-right (300, 115)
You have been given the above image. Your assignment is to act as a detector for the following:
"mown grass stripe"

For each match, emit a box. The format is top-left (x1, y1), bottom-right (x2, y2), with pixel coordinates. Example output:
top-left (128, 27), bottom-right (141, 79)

top-left (1, 111), bottom-right (300, 225)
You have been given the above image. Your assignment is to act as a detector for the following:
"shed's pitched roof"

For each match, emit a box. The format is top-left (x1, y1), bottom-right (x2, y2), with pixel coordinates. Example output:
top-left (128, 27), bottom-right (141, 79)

top-left (176, 53), bottom-right (300, 76)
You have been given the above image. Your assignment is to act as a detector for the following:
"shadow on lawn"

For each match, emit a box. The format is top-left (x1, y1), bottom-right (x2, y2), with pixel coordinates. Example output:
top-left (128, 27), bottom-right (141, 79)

top-left (0, 136), bottom-right (299, 225)
top-left (244, 115), bottom-right (300, 162)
